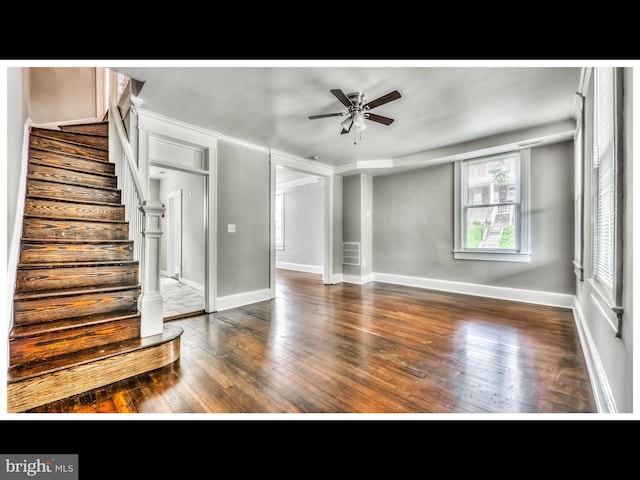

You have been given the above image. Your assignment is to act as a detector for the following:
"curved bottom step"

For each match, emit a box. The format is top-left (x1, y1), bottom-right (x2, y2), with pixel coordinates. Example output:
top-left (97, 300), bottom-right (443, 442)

top-left (7, 324), bottom-right (183, 413)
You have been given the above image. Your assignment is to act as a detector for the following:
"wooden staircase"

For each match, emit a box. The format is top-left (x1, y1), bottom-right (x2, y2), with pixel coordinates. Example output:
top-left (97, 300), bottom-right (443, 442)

top-left (7, 121), bottom-right (182, 413)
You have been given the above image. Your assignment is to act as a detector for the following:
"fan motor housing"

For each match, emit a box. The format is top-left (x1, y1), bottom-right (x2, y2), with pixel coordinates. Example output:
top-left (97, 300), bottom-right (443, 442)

top-left (347, 92), bottom-right (367, 109)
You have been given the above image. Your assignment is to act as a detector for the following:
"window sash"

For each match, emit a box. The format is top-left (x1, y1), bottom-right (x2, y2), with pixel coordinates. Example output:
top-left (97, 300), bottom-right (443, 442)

top-left (461, 152), bottom-right (521, 251)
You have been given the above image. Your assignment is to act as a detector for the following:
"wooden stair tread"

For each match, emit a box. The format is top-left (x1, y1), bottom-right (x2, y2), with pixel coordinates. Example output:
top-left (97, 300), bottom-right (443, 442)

top-left (8, 324), bottom-right (183, 383)
top-left (29, 158), bottom-right (116, 179)
top-left (58, 121), bottom-right (108, 136)
top-left (23, 213), bottom-right (128, 224)
top-left (18, 260), bottom-right (138, 269)
top-left (29, 148), bottom-right (115, 174)
top-left (21, 238), bottom-right (133, 244)
top-left (27, 176), bottom-right (121, 193)
top-left (30, 128), bottom-right (109, 152)
top-left (25, 195), bottom-right (124, 208)
top-left (9, 310), bottom-right (141, 338)
top-left (13, 283), bottom-right (141, 300)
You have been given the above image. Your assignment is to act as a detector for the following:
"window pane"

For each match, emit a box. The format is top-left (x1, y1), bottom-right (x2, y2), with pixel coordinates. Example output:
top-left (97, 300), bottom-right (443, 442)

top-left (467, 155), bottom-right (517, 206)
top-left (465, 204), bottom-right (516, 249)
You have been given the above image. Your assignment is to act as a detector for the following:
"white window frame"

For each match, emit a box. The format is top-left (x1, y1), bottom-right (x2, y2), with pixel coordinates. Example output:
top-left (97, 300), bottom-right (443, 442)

top-left (589, 66), bottom-right (624, 336)
top-left (453, 149), bottom-right (531, 263)
top-left (275, 192), bottom-right (285, 250)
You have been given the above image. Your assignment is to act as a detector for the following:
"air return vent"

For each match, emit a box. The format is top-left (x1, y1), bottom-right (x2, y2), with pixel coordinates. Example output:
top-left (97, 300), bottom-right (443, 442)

top-left (342, 242), bottom-right (361, 266)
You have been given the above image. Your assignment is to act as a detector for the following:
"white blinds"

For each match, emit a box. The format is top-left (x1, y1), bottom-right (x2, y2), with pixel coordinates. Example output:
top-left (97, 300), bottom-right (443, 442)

top-left (593, 67), bottom-right (616, 293)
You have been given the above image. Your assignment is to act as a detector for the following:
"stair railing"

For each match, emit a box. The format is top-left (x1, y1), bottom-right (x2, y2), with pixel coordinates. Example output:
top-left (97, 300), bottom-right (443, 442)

top-left (109, 99), bottom-right (165, 338)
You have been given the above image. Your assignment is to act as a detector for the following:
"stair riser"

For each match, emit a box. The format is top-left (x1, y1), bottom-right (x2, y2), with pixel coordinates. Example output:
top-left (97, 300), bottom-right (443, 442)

top-left (13, 288), bottom-right (141, 325)
top-left (16, 264), bottom-right (139, 292)
top-left (31, 127), bottom-right (109, 151)
top-left (27, 179), bottom-right (121, 204)
top-left (30, 135), bottom-right (109, 162)
top-left (24, 198), bottom-right (125, 222)
top-left (58, 122), bottom-right (109, 136)
top-left (19, 242), bottom-right (134, 264)
top-left (28, 163), bottom-right (116, 189)
top-left (23, 218), bottom-right (129, 241)
top-left (29, 149), bottom-right (115, 176)
top-left (9, 317), bottom-right (141, 365)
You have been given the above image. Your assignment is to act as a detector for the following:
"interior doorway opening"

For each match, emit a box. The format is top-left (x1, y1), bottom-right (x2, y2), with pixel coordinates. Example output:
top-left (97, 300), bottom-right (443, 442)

top-left (149, 164), bottom-right (207, 320)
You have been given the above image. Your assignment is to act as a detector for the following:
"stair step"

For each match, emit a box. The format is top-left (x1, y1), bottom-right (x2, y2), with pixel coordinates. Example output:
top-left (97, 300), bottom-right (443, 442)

top-left (28, 161), bottom-right (117, 189)
top-left (30, 133), bottom-right (108, 162)
top-left (24, 198), bottom-right (125, 222)
top-left (29, 148), bottom-right (115, 176)
top-left (31, 127), bottom-right (109, 151)
top-left (19, 240), bottom-right (135, 264)
top-left (58, 121), bottom-right (108, 136)
top-left (13, 285), bottom-right (142, 326)
top-left (22, 216), bottom-right (129, 241)
top-left (9, 312), bottom-right (140, 366)
top-left (27, 179), bottom-right (121, 204)
top-left (16, 261), bottom-right (139, 292)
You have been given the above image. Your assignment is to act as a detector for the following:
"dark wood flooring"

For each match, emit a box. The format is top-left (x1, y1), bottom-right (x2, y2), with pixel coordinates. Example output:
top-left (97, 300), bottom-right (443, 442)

top-left (24, 269), bottom-right (597, 415)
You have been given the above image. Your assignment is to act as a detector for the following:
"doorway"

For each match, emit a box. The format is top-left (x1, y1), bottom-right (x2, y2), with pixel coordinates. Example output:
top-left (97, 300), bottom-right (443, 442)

top-left (274, 166), bottom-right (326, 282)
top-left (149, 165), bottom-right (207, 319)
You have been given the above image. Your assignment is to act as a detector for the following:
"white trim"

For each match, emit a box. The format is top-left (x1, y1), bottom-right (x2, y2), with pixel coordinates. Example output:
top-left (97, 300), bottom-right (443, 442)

top-left (572, 298), bottom-right (618, 413)
top-left (328, 273), bottom-right (344, 285)
top-left (32, 116), bottom-right (104, 130)
top-left (343, 274), bottom-right (374, 285)
top-left (452, 251), bottom-right (532, 262)
top-left (588, 283), bottom-right (619, 335)
top-left (95, 67), bottom-right (107, 121)
top-left (372, 272), bottom-right (575, 308)
top-left (180, 277), bottom-right (204, 293)
top-left (215, 288), bottom-right (272, 312)
top-left (276, 262), bottom-right (323, 275)
top-left (453, 148), bottom-right (531, 263)
top-left (7, 119), bottom-right (32, 335)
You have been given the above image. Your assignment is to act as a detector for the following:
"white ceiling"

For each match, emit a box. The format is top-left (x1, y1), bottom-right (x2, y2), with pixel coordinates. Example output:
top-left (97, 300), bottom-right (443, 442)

top-left (113, 62), bottom-right (582, 175)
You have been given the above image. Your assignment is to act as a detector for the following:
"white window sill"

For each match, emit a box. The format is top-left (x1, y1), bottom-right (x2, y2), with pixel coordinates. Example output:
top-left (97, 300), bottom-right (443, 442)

top-left (452, 250), bottom-right (532, 263)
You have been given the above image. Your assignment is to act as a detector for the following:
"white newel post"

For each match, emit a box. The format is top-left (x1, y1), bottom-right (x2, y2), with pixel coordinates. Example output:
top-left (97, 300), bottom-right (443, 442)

top-left (139, 200), bottom-right (166, 337)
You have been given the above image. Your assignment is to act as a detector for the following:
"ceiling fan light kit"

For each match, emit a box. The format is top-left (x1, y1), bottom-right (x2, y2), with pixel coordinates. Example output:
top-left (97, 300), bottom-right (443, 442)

top-left (308, 88), bottom-right (401, 145)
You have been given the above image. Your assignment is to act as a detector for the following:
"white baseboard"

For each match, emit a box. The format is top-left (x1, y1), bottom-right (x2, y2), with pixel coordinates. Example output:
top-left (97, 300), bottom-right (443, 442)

top-left (276, 261), bottom-right (323, 274)
top-left (343, 274), bottom-right (374, 285)
top-left (180, 277), bottom-right (204, 292)
top-left (372, 272), bottom-right (575, 309)
top-left (215, 288), bottom-right (272, 312)
top-left (572, 298), bottom-right (617, 413)
top-left (327, 273), bottom-right (344, 285)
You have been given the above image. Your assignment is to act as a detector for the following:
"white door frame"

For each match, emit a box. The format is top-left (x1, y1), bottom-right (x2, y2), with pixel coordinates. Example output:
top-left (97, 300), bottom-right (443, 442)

top-left (167, 189), bottom-right (183, 280)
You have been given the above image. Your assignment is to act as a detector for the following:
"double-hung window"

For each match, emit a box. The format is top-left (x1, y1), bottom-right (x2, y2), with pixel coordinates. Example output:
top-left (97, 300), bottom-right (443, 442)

top-left (591, 66), bottom-right (624, 333)
top-left (453, 149), bottom-right (531, 262)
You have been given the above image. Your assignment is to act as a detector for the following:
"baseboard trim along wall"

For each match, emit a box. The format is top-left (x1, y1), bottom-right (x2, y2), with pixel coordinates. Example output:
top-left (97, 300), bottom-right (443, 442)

top-left (276, 261), bottom-right (323, 275)
top-left (215, 288), bottom-right (272, 312)
top-left (372, 272), bottom-right (575, 309)
top-left (572, 298), bottom-right (617, 413)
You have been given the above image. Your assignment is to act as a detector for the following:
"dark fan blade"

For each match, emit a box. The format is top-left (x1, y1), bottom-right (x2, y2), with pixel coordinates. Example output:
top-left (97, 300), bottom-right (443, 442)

top-left (364, 90), bottom-right (401, 110)
top-left (365, 113), bottom-right (395, 125)
top-left (308, 112), bottom-right (346, 120)
top-left (331, 89), bottom-right (353, 108)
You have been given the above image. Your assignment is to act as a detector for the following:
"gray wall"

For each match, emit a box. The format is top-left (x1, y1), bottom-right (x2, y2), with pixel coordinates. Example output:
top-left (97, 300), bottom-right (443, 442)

top-left (217, 141), bottom-right (270, 297)
top-left (30, 67), bottom-right (97, 124)
top-left (332, 175), bottom-right (343, 278)
top-left (372, 141), bottom-right (575, 294)
top-left (156, 170), bottom-right (206, 287)
top-left (7, 68), bottom-right (30, 256)
top-left (342, 174), bottom-right (362, 276)
top-left (276, 181), bottom-right (323, 267)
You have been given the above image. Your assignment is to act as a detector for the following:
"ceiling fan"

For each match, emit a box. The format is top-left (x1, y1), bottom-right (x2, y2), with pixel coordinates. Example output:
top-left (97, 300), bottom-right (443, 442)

top-left (308, 89), bottom-right (401, 144)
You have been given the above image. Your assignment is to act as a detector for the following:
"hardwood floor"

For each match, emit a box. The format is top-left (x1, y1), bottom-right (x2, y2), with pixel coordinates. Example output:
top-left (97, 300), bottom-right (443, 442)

top-left (23, 269), bottom-right (597, 415)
